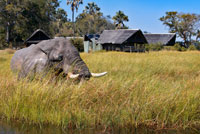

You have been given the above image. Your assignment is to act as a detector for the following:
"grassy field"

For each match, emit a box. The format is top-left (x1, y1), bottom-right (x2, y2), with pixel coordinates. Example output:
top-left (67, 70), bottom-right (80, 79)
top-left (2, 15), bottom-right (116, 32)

top-left (0, 49), bottom-right (200, 130)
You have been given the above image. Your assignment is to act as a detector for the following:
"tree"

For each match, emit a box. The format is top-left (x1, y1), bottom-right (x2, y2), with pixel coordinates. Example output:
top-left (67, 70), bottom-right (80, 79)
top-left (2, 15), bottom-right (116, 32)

top-left (0, 0), bottom-right (64, 48)
top-left (84, 2), bottom-right (101, 15)
top-left (75, 2), bottom-right (115, 35)
top-left (196, 30), bottom-right (200, 41)
top-left (112, 10), bottom-right (129, 29)
top-left (160, 12), bottom-right (200, 46)
top-left (67, 0), bottom-right (83, 37)
top-left (0, 0), bottom-right (21, 44)
top-left (160, 12), bottom-right (178, 33)
top-left (54, 8), bottom-right (68, 35)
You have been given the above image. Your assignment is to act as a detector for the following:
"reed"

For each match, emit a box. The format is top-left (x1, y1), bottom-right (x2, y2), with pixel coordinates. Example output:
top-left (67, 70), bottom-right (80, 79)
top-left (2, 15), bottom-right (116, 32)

top-left (0, 50), bottom-right (200, 129)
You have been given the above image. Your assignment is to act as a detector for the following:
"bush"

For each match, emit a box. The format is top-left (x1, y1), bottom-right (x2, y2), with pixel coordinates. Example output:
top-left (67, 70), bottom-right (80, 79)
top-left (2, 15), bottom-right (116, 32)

top-left (163, 46), bottom-right (175, 51)
top-left (70, 38), bottom-right (84, 52)
top-left (0, 36), bottom-right (8, 50)
top-left (173, 43), bottom-right (182, 51)
top-left (181, 47), bottom-right (187, 51)
top-left (148, 43), bottom-right (163, 51)
top-left (144, 44), bottom-right (149, 52)
top-left (188, 45), bottom-right (197, 51)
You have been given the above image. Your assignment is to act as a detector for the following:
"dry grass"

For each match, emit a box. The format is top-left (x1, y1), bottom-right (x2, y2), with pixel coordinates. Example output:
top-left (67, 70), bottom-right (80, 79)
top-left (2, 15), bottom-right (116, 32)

top-left (0, 50), bottom-right (200, 130)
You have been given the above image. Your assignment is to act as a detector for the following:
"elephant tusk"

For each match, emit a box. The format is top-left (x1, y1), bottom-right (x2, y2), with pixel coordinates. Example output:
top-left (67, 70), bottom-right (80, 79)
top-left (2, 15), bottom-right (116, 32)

top-left (91, 72), bottom-right (107, 77)
top-left (68, 73), bottom-right (79, 79)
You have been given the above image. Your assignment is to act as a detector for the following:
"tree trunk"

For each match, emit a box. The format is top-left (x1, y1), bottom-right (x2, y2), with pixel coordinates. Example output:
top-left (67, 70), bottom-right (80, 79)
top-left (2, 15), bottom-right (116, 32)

top-left (6, 0), bottom-right (10, 43)
top-left (72, 9), bottom-right (75, 37)
top-left (6, 22), bottom-right (10, 43)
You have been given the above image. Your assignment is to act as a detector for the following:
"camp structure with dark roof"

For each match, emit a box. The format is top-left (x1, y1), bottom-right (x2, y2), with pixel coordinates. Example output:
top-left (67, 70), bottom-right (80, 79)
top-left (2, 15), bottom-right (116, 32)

top-left (84, 34), bottom-right (101, 53)
top-left (24, 29), bottom-right (51, 47)
top-left (97, 29), bottom-right (148, 52)
top-left (144, 33), bottom-right (176, 46)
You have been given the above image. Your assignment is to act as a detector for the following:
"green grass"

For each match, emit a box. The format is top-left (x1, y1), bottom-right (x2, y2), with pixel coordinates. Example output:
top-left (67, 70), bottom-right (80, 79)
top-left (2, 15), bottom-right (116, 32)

top-left (1, 50), bottom-right (200, 130)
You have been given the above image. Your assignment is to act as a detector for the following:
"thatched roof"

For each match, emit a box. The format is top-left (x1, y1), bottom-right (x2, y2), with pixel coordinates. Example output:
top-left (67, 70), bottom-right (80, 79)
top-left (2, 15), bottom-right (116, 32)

top-left (144, 33), bottom-right (176, 46)
top-left (98, 29), bottom-right (147, 44)
top-left (25, 29), bottom-right (51, 46)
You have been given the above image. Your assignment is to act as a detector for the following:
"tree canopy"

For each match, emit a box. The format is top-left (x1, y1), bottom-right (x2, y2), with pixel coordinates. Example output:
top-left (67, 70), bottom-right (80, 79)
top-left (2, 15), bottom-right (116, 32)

top-left (160, 11), bottom-right (200, 46)
top-left (75, 2), bottom-right (115, 35)
top-left (112, 10), bottom-right (129, 29)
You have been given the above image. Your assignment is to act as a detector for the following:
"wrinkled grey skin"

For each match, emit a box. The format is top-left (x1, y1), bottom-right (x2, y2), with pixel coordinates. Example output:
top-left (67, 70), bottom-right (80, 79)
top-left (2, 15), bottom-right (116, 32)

top-left (11, 38), bottom-right (91, 80)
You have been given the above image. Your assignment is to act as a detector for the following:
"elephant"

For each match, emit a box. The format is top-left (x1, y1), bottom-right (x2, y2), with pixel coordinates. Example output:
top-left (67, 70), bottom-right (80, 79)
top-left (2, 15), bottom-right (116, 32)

top-left (10, 37), bottom-right (107, 80)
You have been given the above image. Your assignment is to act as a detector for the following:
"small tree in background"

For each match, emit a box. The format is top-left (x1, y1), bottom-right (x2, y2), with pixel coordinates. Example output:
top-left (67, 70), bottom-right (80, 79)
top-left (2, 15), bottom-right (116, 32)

top-left (112, 10), bottom-right (129, 29)
top-left (76, 2), bottom-right (115, 35)
top-left (160, 12), bottom-right (200, 47)
top-left (67, 0), bottom-right (83, 37)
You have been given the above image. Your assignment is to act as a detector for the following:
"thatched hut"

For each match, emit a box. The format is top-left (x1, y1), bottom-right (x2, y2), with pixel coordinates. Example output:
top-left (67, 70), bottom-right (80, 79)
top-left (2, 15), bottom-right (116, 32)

top-left (97, 29), bottom-right (148, 52)
top-left (24, 29), bottom-right (51, 47)
top-left (144, 33), bottom-right (176, 46)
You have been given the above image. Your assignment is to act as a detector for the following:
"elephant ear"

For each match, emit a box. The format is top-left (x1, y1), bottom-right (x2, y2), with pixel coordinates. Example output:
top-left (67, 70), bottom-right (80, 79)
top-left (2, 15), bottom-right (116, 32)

top-left (37, 40), bottom-right (55, 55)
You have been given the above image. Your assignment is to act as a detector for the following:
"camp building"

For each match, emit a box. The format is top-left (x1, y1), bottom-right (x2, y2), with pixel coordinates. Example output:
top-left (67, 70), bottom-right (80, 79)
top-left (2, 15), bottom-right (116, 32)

top-left (144, 33), bottom-right (176, 46)
top-left (84, 34), bottom-right (101, 53)
top-left (97, 29), bottom-right (148, 52)
top-left (24, 29), bottom-right (51, 47)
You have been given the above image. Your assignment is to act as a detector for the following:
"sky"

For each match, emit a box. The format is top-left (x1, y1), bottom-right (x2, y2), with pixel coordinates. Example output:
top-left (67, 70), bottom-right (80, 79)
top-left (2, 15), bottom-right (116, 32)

top-left (59, 0), bottom-right (200, 34)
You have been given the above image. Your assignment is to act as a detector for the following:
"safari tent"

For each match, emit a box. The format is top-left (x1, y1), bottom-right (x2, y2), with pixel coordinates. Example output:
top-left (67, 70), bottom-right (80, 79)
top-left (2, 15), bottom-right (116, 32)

top-left (84, 34), bottom-right (101, 53)
top-left (97, 29), bottom-right (148, 52)
top-left (144, 33), bottom-right (176, 46)
top-left (24, 29), bottom-right (51, 47)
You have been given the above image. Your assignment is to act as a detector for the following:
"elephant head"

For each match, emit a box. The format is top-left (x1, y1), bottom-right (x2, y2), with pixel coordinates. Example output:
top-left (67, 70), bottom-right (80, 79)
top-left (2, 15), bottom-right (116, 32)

top-left (35, 37), bottom-right (106, 80)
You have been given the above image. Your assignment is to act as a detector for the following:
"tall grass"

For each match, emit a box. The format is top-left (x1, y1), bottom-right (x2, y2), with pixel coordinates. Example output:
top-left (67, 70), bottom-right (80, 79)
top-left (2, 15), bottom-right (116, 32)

top-left (0, 50), bottom-right (200, 129)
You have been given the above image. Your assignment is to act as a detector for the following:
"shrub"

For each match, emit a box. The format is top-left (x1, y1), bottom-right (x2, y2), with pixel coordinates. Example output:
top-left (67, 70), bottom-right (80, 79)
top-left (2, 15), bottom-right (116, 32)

top-left (0, 37), bottom-right (8, 50)
top-left (181, 47), bottom-right (187, 51)
top-left (144, 44), bottom-right (150, 52)
top-left (173, 43), bottom-right (182, 51)
top-left (188, 45), bottom-right (197, 51)
top-left (148, 43), bottom-right (163, 51)
top-left (163, 46), bottom-right (175, 51)
top-left (70, 38), bottom-right (84, 52)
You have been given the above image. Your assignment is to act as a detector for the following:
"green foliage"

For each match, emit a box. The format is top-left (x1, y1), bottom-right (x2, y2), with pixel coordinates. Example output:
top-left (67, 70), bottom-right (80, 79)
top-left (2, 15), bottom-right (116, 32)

top-left (172, 43), bottom-right (187, 51)
top-left (0, 0), bottom-right (66, 47)
top-left (112, 10), bottom-right (129, 29)
top-left (67, 0), bottom-right (83, 36)
top-left (163, 46), bottom-right (175, 51)
top-left (188, 44), bottom-right (197, 51)
top-left (70, 38), bottom-right (84, 52)
top-left (144, 44), bottom-right (150, 52)
top-left (173, 43), bottom-right (182, 51)
top-left (148, 43), bottom-right (164, 51)
top-left (75, 2), bottom-right (115, 35)
top-left (160, 12), bottom-right (200, 46)
top-left (181, 46), bottom-right (187, 51)
top-left (195, 42), bottom-right (200, 50)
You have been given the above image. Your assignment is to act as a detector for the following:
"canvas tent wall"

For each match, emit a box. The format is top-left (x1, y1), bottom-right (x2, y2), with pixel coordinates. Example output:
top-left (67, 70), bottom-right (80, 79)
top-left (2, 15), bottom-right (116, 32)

top-left (24, 29), bottom-right (51, 47)
top-left (84, 34), bottom-right (101, 53)
top-left (144, 33), bottom-right (176, 46)
top-left (97, 29), bottom-right (148, 52)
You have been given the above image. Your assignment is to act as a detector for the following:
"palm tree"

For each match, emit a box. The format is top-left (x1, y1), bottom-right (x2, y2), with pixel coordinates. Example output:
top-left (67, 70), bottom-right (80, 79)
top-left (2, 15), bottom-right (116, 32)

top-left (112, 10), bottom-right (129, 29)
top-left (84, 2), bottom-right (100, 15)
top-left (67, 0), bottom-right (83, 36)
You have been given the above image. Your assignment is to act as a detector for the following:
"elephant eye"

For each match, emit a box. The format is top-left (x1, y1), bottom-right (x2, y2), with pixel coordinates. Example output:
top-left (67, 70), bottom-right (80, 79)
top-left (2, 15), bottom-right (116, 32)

top-left (51, 55), bottom-right (63, 62)
top-left (58, 55), bottom-right (63, 61)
